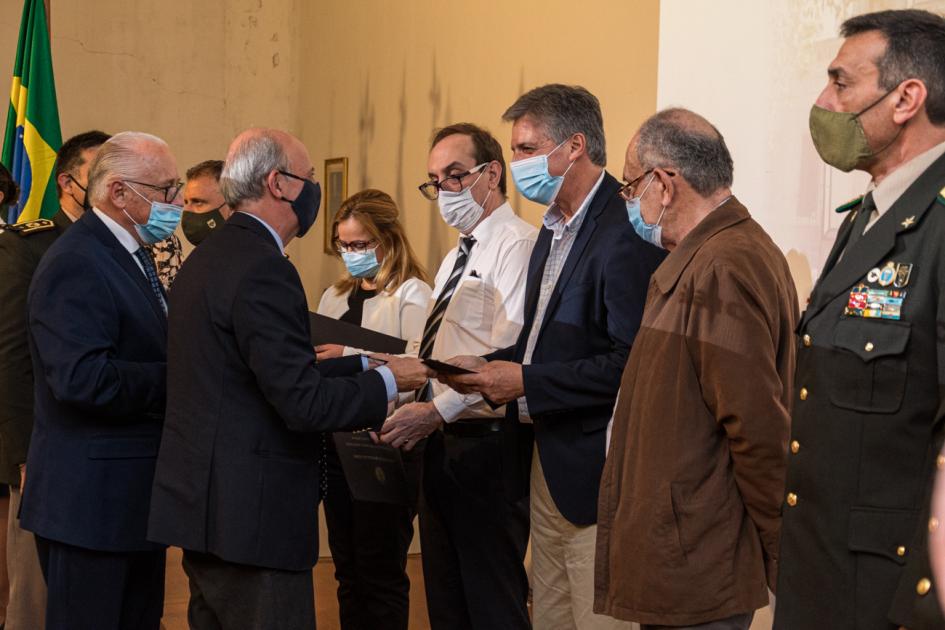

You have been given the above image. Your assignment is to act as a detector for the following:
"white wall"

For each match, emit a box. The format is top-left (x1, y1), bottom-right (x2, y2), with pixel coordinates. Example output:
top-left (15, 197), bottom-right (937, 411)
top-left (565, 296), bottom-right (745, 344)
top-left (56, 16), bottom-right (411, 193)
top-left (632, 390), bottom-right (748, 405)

top-left (656, 0), bottom-right (945, 302)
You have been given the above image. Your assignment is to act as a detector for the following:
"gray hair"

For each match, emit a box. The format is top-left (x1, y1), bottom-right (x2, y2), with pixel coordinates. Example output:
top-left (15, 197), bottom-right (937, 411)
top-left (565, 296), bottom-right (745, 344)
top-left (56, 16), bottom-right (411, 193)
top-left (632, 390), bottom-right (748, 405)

top-left (502, 84), bottom-right (607, 167)
top-left (220, 131), bottom-right (290, 207)
top-left (87, 131), bottom-right (169, 207)
top-left (636, 108), bottom-right (733, 196)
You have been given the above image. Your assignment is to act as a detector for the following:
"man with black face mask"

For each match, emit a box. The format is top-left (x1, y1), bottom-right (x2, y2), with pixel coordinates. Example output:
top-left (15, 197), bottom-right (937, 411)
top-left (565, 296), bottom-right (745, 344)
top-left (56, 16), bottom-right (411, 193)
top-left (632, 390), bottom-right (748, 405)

top-left (775, 9), bottom-right (945, 630)
top-left (147, 128), bottom-right (432, 630)
top-left (181, 159), bottom-right (232, 246)
top-left (0, 128), bottom-right (108, 630)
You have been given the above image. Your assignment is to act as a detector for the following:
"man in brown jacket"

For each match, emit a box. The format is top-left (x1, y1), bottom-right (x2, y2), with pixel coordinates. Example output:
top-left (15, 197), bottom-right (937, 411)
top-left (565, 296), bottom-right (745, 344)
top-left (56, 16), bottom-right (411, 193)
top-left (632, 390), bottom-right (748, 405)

top-left (594, 108), bottom-right (798, 629)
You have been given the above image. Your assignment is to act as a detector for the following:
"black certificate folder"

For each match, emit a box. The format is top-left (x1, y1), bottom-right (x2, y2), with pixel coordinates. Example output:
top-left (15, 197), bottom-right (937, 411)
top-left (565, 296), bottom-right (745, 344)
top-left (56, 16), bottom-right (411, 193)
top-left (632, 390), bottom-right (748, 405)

top-left (309, 312), bottom-right (408, 354)
top-left (332, 433), bottom-right (409, 505)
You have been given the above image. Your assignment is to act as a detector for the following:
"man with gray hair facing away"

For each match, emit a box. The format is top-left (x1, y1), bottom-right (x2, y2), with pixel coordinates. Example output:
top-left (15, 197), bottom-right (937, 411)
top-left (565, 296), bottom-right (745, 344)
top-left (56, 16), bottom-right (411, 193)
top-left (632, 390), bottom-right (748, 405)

top-left (594, 109), bottom-right (797, 630)
top-left (147, 128), bottom-right (430, 630)
top-left (21, 131), bottom-right (183, 630)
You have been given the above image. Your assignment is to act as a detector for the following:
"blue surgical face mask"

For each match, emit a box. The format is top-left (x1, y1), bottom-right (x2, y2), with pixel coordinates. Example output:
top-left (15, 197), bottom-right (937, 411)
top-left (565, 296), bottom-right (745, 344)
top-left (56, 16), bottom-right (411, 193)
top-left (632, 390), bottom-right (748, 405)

top-left (341, 247), bottom-right (381, 278)
top-left (509, 139), bottom-right (574, 205)
top-left (625, 174), bottom-right (665, 249)
top-left (123, 184), bottom-right (183, 245)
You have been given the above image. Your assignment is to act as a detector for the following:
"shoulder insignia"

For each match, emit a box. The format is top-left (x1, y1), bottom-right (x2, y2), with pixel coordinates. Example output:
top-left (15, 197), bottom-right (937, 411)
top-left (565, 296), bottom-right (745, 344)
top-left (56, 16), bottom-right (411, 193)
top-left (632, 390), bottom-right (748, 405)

top-left (835, 195), bottom-right (864, 214)
top-left (6, 218), bottom-right (55, 236)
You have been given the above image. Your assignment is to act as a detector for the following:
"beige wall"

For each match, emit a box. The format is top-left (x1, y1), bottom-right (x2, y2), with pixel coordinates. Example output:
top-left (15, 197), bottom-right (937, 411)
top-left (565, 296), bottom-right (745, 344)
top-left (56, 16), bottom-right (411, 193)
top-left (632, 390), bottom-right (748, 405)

top-left (1, 0), bottom-right (661, 302)
top-left (294, 0), bottom-right (660, 302)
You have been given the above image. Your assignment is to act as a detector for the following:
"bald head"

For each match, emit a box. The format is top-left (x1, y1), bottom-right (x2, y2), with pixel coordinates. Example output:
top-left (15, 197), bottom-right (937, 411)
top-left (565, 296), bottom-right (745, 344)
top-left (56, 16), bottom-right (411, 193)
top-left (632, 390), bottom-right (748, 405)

top-left (221, 128), bottom-right (311, 209)
top-left (634, 108), bottom-right (734, 197)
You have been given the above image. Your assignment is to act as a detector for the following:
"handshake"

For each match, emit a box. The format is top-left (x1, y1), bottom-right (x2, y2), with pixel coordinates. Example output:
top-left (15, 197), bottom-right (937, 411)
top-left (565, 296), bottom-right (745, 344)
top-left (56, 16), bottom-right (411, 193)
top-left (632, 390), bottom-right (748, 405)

top-left (369, 354), bottom-right (526, 451)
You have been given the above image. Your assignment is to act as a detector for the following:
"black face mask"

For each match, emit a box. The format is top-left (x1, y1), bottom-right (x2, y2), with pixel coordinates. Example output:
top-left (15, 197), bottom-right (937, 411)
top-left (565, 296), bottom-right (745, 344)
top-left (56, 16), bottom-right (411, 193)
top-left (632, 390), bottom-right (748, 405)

top-left (181, 204), bottom-right (226, 246)
top-left (68, 174), bottom-right (90, 211)
top-left (278, 170), bottom-right (322, 237)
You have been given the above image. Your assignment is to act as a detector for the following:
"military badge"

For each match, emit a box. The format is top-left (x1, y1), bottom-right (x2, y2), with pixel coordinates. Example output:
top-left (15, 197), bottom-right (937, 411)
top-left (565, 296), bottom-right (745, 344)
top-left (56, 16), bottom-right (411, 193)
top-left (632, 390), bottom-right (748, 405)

top-left (893, 263), bottom-right (913, 288)
top-left (878, 261), bottom-right (896, 287)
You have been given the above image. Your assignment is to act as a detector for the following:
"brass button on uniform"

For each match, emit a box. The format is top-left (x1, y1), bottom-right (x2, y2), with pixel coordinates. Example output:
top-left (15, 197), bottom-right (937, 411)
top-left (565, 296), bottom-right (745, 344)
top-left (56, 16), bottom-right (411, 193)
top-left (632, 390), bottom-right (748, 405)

top-left (917, 578), bottom-right (932, 596)
top-left (802, 334), bottom-right (811, 347)
top-left (799, 388), bottom-right (808, 401)
top-left (897, 546), bottom-right (906, 557)
top-left (864, 342), bottom-right (874, 352)
top-left (790, 440), bottom-right (800, 454)
top-left (786, 492), bottom-right (798, 507)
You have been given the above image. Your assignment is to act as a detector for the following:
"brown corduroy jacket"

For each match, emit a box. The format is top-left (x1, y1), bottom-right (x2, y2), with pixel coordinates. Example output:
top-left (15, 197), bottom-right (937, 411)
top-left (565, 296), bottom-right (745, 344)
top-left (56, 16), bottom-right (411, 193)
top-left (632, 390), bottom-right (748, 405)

top-left (594, 197), bottom-right (798, 626)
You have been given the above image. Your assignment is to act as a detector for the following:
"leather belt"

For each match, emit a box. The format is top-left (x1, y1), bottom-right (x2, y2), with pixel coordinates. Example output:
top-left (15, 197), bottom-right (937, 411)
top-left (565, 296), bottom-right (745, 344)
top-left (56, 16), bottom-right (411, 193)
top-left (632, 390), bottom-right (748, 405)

top-left (442, 420), bottom-right (502, 438)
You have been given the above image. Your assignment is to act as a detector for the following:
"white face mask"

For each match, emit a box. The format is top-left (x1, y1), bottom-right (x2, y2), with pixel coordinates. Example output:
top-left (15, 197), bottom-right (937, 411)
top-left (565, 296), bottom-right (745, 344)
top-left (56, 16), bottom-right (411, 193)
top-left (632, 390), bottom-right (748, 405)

top-left (436, 167), bottom-right (491, 233)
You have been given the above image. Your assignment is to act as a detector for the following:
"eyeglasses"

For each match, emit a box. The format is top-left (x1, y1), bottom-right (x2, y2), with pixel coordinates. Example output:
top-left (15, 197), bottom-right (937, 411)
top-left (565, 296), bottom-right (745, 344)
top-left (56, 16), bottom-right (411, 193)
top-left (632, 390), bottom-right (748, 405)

top-left (617, 169), bottom-right (675, 201)
top-left (335, 238), bottom-right (377, 254)
top-left (123, 179), bottom-right (184, 203)
top-left (418, 163), bottom-right (487, 201)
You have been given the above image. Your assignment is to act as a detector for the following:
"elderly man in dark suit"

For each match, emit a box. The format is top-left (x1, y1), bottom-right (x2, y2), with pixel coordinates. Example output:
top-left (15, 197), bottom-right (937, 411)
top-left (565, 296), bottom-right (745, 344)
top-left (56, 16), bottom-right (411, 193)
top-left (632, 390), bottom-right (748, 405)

top-left (21, 131), bottom-right (183, 630)
top-left (147, 128), bottom-right (430, 630)
top-left (595, 109), bottom-right (797, 630)
top-left (776, 10), bottom-right (945, 629)
top-left (0, 129), bottom-right (109, 630)
top-left (443, 84), bottom-right (665, 630)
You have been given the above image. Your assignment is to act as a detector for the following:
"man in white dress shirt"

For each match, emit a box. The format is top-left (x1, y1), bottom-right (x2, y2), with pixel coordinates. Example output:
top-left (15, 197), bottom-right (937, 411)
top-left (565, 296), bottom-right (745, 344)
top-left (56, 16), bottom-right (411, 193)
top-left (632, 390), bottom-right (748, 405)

top-left (380, 122), bottom-right (537, 630)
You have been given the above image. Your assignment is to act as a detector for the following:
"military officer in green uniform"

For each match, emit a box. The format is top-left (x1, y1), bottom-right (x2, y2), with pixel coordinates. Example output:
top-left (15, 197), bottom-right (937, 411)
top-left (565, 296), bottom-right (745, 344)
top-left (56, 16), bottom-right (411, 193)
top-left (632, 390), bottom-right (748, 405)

top-left (0, 130), bottom-right (109, 630)
top-left (775, 10), bottom-right (945, 630)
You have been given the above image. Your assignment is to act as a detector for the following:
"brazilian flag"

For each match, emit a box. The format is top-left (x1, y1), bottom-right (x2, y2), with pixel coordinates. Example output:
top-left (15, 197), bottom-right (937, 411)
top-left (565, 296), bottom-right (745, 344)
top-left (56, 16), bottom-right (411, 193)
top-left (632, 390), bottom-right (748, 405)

top-left (1, 0), bottom-right (62, 224)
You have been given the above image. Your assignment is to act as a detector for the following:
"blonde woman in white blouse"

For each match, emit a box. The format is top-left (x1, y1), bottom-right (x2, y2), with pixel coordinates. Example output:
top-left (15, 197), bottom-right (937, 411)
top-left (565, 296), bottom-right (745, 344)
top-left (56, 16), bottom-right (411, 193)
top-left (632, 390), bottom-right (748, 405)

top-left (315, 189), bottom-right (431, 630)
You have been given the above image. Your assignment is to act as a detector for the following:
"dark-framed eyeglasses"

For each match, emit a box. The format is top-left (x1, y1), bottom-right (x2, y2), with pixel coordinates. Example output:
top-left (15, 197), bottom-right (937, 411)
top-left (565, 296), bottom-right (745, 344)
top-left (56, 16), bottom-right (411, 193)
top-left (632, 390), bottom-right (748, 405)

top-left (617, 169), bottom-right (675, 201)
top-left (123, 179), bottom-right (184, 203)
top-left (418, 163), bottom-right (487, 201)
top-left (334, 238), bottom-right (378, 254)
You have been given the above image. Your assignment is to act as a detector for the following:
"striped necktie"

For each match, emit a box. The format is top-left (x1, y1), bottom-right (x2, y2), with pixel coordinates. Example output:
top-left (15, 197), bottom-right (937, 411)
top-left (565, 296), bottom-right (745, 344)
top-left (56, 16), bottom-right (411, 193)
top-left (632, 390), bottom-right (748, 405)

top-left (416, 235), bottom-right (475, 401)
top-left (133, 248), bottom-right (168, 315)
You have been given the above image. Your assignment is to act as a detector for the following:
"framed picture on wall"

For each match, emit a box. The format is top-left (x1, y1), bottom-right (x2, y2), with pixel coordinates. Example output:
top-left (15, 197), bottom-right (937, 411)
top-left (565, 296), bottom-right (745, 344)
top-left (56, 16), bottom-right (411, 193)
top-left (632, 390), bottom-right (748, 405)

top-left (323, 157), bottom-right (349, 254)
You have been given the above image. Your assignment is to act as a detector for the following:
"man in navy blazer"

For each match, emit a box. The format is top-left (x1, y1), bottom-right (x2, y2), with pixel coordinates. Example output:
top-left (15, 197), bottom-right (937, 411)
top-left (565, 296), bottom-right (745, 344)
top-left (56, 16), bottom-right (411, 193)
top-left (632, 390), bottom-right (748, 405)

top-left (444, 85), bottom-right (665, 629)
top-left (147, 128), bottom-right (430, 630)
top-left (22, 131), bottom-right (183, 630)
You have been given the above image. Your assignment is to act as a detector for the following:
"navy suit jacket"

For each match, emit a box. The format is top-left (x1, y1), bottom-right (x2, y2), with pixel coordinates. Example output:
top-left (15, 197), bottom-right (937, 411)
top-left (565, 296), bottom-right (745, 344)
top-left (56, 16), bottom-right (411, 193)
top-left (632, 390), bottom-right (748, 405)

top-left (147, 212), bottom-right (388, 572)
top-left (21, 210), bottom-right (168, 552)
top-left (488, 172), bottom-right (666, 525)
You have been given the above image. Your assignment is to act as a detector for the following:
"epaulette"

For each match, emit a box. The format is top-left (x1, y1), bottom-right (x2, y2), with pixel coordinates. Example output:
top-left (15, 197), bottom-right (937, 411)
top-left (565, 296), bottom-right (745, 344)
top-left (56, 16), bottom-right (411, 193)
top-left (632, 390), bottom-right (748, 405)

top-left (835, 195), bottom-right (864, 213)
top-left (4, 218), bottom-right (55, 235)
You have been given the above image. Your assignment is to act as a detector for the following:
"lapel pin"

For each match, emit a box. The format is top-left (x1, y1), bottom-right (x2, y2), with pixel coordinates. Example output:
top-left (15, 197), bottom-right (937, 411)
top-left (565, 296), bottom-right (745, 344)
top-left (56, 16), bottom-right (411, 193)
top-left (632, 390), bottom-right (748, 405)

top-left (901, 215), bottom-right (916, 228)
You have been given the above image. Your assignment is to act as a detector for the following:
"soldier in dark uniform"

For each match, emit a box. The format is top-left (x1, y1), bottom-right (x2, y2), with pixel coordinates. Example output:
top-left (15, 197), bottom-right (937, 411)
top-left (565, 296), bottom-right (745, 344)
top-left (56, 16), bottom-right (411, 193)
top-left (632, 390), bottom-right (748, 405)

top-left (774, 10), bottom-right (945, 630)
top-left (0, 130), bottom-right (109, 630)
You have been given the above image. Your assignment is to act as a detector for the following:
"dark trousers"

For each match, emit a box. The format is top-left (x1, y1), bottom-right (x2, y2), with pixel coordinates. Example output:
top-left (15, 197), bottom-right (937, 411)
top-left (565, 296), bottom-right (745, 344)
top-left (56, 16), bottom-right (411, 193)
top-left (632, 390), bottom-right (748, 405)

top-left (642, 612), bottom-right (755, 630)
top-left (420, 429), bottom-right (530, 630)
top-left (323, 437), bottom-right (422, 630)
top-left (182, 549), bottom-right (315, 630)
top-left (35, 535), bottom-right (165, 630)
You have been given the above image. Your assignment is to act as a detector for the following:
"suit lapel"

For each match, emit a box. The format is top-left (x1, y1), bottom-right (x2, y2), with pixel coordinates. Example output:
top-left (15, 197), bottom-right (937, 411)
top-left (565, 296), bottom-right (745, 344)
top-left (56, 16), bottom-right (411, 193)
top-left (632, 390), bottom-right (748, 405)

top-left (803, 151), bottom-right (945, 325)
top-left (520, 229), bottom-right (552, 340)
top-left (83, 211), bottom-right (167, 330)
top-left (533, 172), bottom-right (613, 341)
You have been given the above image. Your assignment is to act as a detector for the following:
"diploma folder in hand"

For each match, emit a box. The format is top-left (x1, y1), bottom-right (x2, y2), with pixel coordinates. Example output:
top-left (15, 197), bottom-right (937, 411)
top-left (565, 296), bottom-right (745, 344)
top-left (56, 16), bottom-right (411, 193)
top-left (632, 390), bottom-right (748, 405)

top-left (309, 312), bottom-right (408, 354)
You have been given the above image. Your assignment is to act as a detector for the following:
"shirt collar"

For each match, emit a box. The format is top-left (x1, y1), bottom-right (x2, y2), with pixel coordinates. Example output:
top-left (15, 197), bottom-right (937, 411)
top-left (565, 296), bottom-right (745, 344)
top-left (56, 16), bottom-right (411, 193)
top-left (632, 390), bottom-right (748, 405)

top-left (869, 140), bottom-right (945, 216)
top-left (238, 211), bottom-right (284, 250)
top-left (93, 207), bottom-right (140, 254)
top-left (468, 201), bottom-right (515, 244)
top-left (542, 169), bottom-right (605, 239)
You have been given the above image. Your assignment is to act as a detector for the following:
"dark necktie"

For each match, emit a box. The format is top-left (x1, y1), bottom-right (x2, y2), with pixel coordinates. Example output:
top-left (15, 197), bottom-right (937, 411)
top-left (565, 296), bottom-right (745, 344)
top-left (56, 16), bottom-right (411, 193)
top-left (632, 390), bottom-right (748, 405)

top-left (844, 191), bottom-right (876, 253)
top-left (416, 236), bottom-right (475, 401)
top-left (133, 248), bottom-right (167, 315)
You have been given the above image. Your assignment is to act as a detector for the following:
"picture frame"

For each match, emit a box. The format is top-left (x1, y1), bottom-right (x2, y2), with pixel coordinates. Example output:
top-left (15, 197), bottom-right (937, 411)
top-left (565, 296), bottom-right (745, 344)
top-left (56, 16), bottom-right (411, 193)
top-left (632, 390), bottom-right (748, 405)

top-left (323, 157), bottom-right (349, 254)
